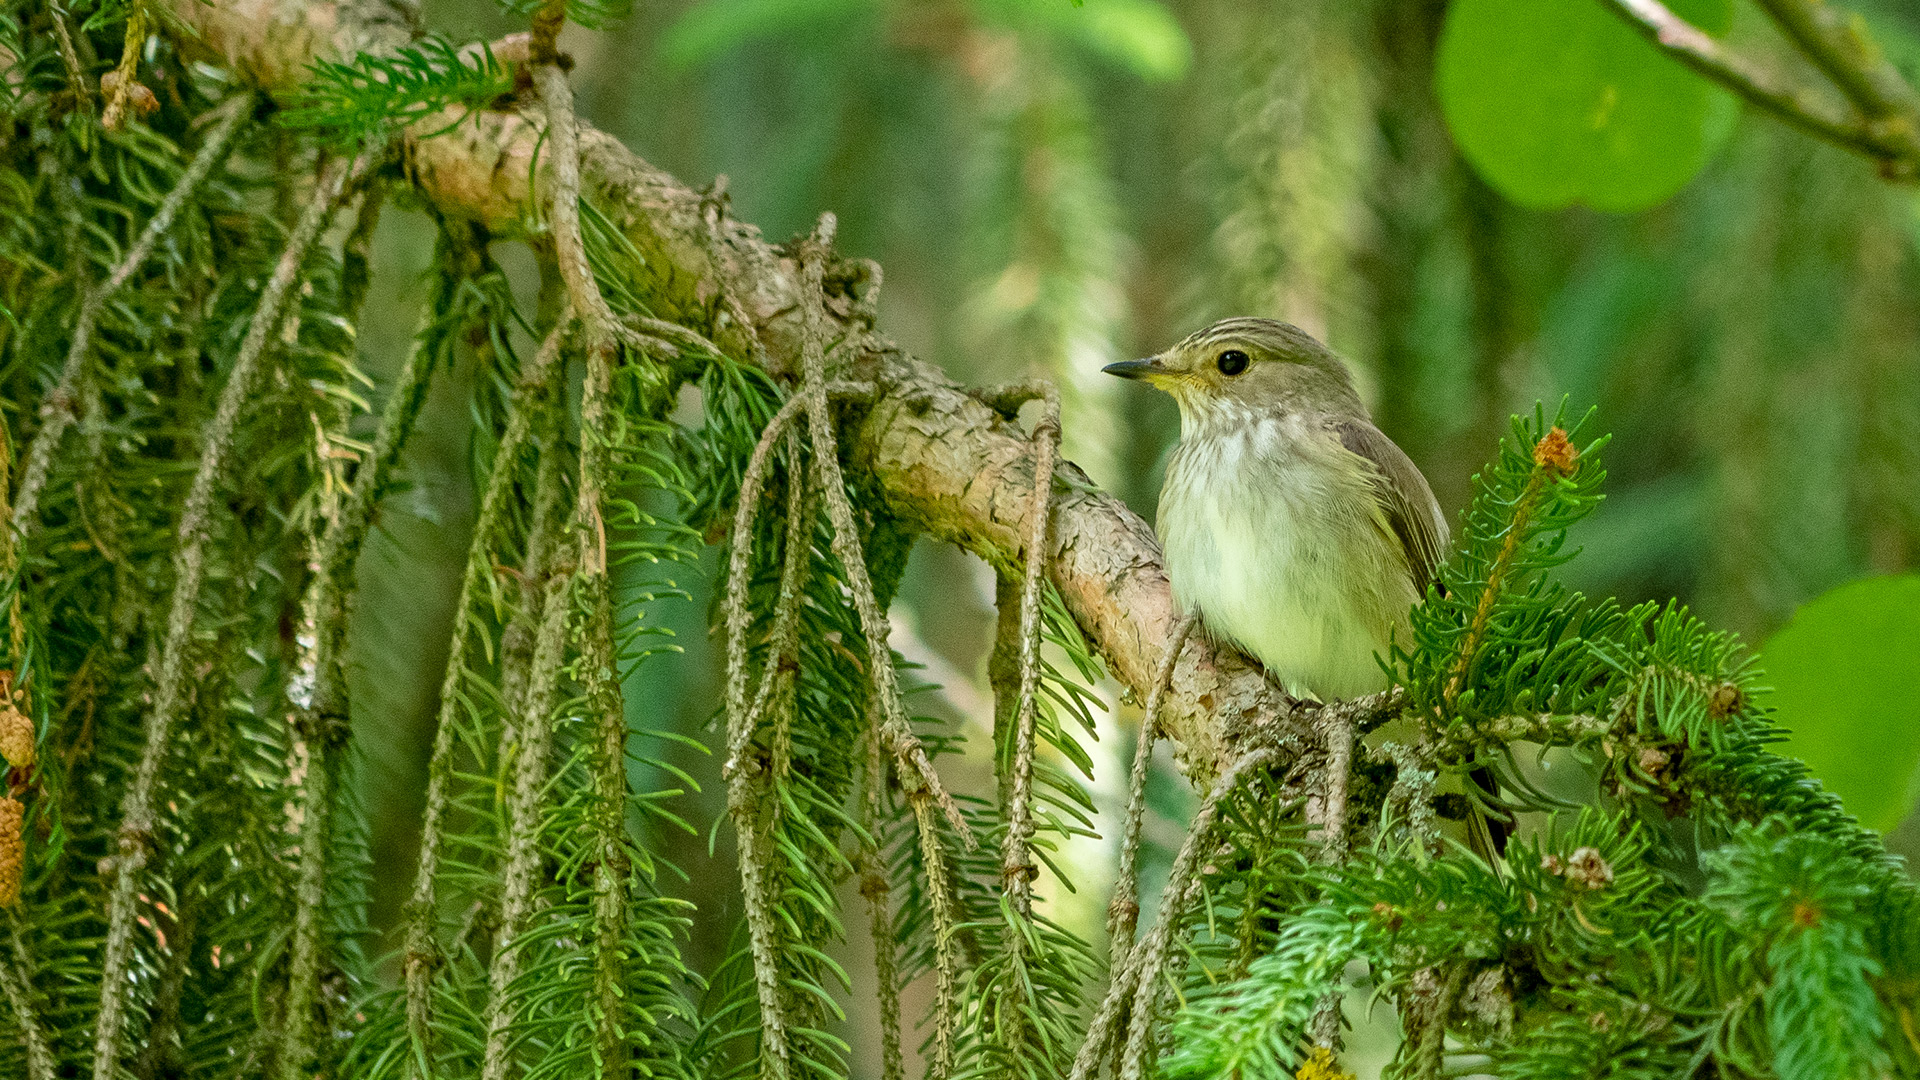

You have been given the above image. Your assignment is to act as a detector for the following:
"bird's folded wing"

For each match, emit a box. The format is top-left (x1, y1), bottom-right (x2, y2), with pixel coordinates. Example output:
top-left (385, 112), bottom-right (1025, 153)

top-left (1331, 418), bottom-right (1451, 596)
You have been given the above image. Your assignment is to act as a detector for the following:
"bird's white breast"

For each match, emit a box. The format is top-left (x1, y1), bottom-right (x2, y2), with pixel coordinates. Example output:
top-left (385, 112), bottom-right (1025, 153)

top-left (1157, 415), bottom-right (1417, 701)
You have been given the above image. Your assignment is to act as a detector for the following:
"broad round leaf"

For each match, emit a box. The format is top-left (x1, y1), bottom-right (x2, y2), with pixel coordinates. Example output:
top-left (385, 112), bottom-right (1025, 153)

top-left (1763, 574), bottom-right (1920, 833)
top-left (1436, 0), bottom-right (1739, 212)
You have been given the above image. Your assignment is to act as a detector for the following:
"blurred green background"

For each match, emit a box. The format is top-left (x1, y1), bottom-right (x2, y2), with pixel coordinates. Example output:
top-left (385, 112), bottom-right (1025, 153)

top-left (339, 0), bottom-right (1920, 1055)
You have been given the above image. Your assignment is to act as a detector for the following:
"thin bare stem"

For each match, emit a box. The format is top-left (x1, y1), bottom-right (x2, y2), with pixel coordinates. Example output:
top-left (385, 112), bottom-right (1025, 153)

top-left (1001, 383), bottom-right (1059, 917)
top-left (91, 151), bottom-right (355, 1080)
top-left (1598, 0), bottom-right (1920, 178)
top-left (1750, 0), bottom-right (1920, 143)
top-left (1, 910), bottom-right (53, 1080)
top-left (532, 60), bottom-right (619, 357)
top-left (746, 427), bottom-right (816, 761)
top-left (1108, 613), bottom-right (1198, 966)
top-left (479, 568), bottom-right (573, 1080)
top-left (402, 318), bottom-right (571, 1075)
top-left (11, 92), bottom-right (252, 545)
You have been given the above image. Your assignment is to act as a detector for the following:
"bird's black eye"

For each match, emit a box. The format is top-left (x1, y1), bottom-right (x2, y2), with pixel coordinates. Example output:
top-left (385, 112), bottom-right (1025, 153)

top-left (1216, 349), bottom-right (1250, 376)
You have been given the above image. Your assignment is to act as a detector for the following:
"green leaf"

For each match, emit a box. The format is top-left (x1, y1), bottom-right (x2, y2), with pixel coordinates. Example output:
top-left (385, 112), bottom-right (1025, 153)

top-left (1434, 0), bottom-right (1738, 212)
top-left (1762, 574), bottom-right (1920, 833)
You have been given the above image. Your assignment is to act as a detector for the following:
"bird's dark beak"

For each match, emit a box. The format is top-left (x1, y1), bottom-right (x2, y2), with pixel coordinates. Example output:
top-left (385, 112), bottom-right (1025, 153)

top-left (1102, 357), bottom-right (1164, 381)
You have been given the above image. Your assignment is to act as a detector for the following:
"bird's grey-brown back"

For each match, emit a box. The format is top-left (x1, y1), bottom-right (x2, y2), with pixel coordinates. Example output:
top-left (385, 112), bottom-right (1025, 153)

top-left (1106, 317), bottom-right (1448, 699)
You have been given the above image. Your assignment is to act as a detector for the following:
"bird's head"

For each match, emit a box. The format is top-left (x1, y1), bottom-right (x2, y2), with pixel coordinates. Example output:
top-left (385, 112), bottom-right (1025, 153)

top-left (1104, 317), bottom-right (1365, 433)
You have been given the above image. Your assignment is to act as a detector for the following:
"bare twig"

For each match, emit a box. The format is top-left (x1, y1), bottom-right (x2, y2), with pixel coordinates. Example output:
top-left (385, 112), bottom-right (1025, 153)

top-left (402, 317), bottom-right (571, 1073)
top-left (1752, 0), bottom-right (1920, 156)
top-left (1309, 707), bottom-right (1354, 863)
top-left (10, 92), bottom-right (252, 545)
top-left (722, 394), bottom-right (808, 776)
top-left (91, 151), bottom-right (356, 1080)
top-left (1000, 382), bottom-right (1060, 917)
top-left (1108, 613), bottom-right (1199, 966)
top-left (1598, 0), bottom-right (1920, 179)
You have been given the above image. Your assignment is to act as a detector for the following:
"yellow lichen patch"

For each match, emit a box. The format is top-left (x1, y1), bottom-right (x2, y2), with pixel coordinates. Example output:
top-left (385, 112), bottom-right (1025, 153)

top-left (1296, 1046), bottom-right (1356, 1080)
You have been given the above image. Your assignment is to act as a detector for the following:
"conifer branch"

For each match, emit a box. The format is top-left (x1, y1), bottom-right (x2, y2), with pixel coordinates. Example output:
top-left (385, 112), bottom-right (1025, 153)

top-left (159, 0), bottom-right (1299, 780)
top-left (9, 92), bottom-right (251, 547)
top-left (1441, 427), bottom-right (1574, 712)
top-left (403, 316), bottom-right (571, 1073)
top-left (584, 576), bottom-right (630, 1078)
top-left (861, 727), bottom-right (906, 1080)
top-left (1308, 708), bottom-right (1353, 863)
top-left (1000, 381), bottom-right (1059, 917)
top-left (718, 396), bottom-right (807, 1079)
top-left (90, 150), bottom-right (358, 1080)
top-left (1110, 613), bottom-right (1199, 969)
top-left (1107, 746), bottom-right (1288, 1080)
top-left (479, 568), bottom-right (572, 1080)
top-left (913, 795), bottom-right (964, 1080)
top-left (794, 216), bottom-right (969, 838)
top-left (278, 220), bottom-right (442, 1079)
top-left (1, 910), bottom-right (53, 1080)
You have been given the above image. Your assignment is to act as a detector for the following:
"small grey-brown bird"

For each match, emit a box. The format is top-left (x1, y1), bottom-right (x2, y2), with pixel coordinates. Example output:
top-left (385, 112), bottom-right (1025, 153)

top-left (1104, 317), bottom-right (1448, 701)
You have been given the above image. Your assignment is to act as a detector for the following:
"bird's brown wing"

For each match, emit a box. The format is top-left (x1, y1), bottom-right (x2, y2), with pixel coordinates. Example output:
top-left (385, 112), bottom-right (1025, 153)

top-left (1331, 419), bottom-right (1450, 595)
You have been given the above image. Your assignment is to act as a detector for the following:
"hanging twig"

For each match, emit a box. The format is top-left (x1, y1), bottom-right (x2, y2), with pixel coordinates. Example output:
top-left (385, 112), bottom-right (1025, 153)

top-left (913, 796), bottom-right (965, 1080)
top-left (402, 317), bottom-right (570, 1072)
top-left (90, 150), bottom-right (358, 1080)
top-left (10, 92), bottom-right (252, 546)
top-left (793, 216), bottom-right (970, 1075)
top-left (583, 573), bottom-right (631, 1077)
top-left (276, 217), bottom-right (445, 1080)
top-left (1, 909), bottom-right (53, 1080)
top-left (861, 725), bottom-right (906, 1080)
top-left (1108, 613), bottom-right (1198, 966)
top-left (1069, 746), bottom-right (1285, 1080)
top-left (479, 568), bottom-right (573, 1080)
top-left (793, 216), bottom-right (967, 838)
top-left (719, 417), bottom-right (814, 1080)
top-left (1000, 381), bottom-right (1059, 917)
top-left (721, 394), bottom-right (807, 777)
